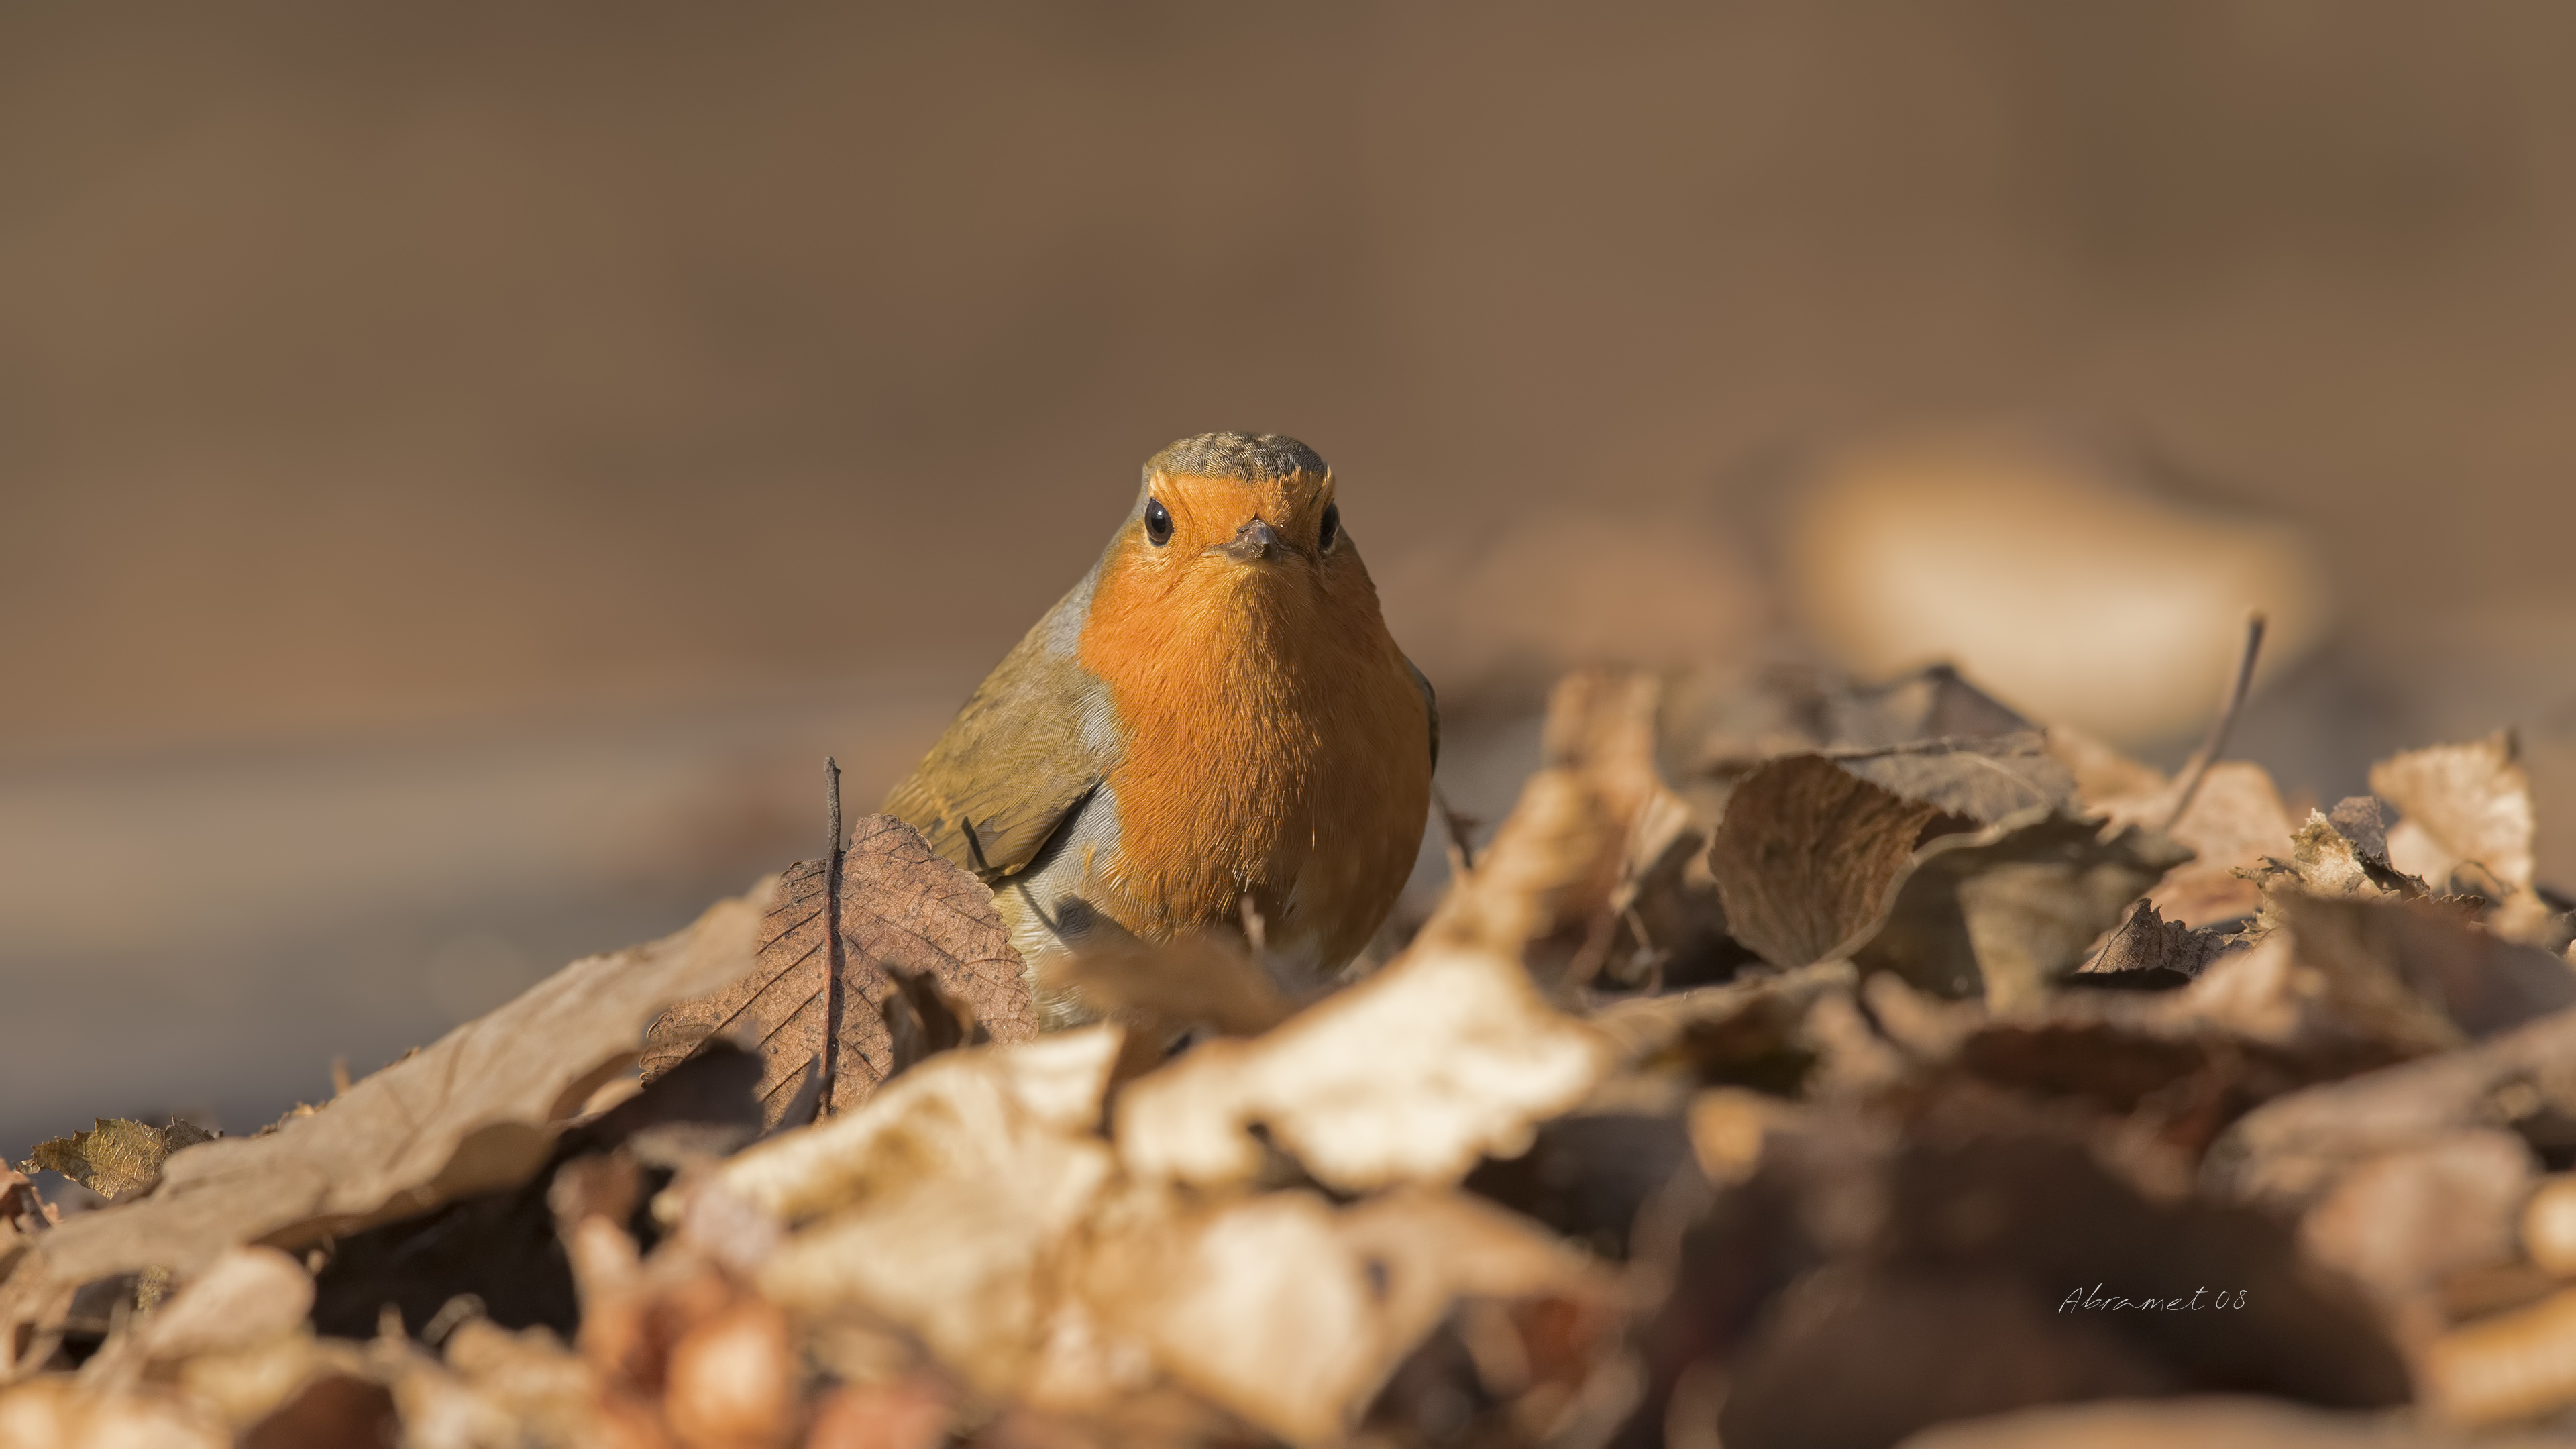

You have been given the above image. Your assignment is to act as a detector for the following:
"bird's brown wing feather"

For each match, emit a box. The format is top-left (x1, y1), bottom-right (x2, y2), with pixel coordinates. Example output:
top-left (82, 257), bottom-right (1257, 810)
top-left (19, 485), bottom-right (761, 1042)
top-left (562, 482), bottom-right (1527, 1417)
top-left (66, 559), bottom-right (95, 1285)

top-left (1406, 654), bottom-right (1440, 771)
top-left (881, 588), bottom-right (1110, 881)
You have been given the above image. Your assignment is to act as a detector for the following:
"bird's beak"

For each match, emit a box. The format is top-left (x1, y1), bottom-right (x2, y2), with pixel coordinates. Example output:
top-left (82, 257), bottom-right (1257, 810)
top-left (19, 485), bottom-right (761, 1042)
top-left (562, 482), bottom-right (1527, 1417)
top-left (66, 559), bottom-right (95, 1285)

top-left (1214, 517), bottom-right (1284, 563)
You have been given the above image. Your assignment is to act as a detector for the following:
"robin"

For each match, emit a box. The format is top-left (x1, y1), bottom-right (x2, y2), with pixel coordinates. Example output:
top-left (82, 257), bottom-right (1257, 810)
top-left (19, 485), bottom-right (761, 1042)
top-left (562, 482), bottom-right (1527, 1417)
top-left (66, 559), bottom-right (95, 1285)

top-left (883, 432), bottom-right (1437, 1023)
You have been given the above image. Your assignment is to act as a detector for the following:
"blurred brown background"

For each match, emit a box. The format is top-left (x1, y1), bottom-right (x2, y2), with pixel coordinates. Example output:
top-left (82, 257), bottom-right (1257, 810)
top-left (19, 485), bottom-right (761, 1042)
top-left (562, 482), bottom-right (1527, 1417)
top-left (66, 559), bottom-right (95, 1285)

top-left (7, 2), bottom-right (2575, 1155)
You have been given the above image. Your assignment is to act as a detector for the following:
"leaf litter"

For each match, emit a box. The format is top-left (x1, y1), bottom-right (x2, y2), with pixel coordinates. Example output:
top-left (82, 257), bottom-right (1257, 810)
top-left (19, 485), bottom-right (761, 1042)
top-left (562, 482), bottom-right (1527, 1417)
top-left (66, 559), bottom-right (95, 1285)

top-left (8, 641), bottom-right (2576, 1448)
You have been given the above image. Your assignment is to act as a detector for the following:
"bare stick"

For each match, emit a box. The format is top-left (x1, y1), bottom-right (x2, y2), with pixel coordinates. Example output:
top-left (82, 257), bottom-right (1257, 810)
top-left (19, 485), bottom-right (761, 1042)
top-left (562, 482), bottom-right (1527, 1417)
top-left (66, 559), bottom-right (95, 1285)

top-left (2164, 614), bottom-right (2267, 833)
top-left (821, 757), bottom-right (845, 1112)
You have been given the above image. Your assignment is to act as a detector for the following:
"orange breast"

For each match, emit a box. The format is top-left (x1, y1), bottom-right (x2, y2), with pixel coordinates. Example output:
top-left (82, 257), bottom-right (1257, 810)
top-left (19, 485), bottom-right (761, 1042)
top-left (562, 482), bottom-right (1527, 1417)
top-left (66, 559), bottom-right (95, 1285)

top-left (1076, 543), bottom-right (1429, 967)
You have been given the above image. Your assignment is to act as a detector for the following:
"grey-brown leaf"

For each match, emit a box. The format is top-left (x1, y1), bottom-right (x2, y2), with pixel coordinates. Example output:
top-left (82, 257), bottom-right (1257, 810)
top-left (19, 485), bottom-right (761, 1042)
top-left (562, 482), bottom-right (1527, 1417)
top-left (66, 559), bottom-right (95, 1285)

top-left (642, 815), bottom-right (1034, 1124)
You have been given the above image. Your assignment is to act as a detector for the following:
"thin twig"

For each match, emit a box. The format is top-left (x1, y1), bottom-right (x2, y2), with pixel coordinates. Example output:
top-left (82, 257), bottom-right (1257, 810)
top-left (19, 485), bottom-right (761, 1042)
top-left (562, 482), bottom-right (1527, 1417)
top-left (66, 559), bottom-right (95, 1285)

top-left (821, 757), bottom-right (845, 1113)
top-left (2163, 614), bottom-right (2267, 833)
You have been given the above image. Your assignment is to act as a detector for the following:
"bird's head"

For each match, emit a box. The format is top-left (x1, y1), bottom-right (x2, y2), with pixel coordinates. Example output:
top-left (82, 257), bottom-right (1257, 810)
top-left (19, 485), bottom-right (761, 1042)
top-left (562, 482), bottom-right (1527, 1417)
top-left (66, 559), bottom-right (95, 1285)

top-left (1108, 433), bottom-right (1353, 597)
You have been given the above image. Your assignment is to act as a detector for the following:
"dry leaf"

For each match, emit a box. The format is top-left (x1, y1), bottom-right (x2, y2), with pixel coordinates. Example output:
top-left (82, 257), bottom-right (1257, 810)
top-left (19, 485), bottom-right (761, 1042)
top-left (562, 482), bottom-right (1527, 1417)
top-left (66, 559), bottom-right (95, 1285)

top-left (720, 1029), bottom-right (1124, 1390)
top-left (2422, 1287), bottom-right (2576, 1428)
top-left (2296, 1131), bottom-right (2534, 1316)
top-left (645, 816), bottom-right (1036, 1123)
top-left (2203, 1002), bottom-right (2576, 1210)
top-left (19, 1118), bottom-right (215, 1204)
top-left (2072, 744), bottom-right (2296, 926)
top-left (2375, 733), bottom-right (2537, 896)
top-left (1413, 669), bottom-right (1670, 983)
top-left (1114, 945), bottom-right (1611, 1194)
top-left (0, 1378), bottom-right (230, 1449)
top-left (1828, 732), bottom-right (2078, 826)
top-left (1854, 812), bottom-right (2192, 1010)
top-left (2273, 894), bottom-right (2576, 1042)
top-left (1048, 935), bottom-right (1291, 1038)
top-left (1069, 1187), bottom-right (1595, 1446)
top-left (133, 1246), bottom-right (313, 1364)
top-left (2079, 898), bottom-right (2232, 981)
top-left (1707, 755), bottom-right (1940, 971)
top-left (0, 881), bottom-right (767, 1357)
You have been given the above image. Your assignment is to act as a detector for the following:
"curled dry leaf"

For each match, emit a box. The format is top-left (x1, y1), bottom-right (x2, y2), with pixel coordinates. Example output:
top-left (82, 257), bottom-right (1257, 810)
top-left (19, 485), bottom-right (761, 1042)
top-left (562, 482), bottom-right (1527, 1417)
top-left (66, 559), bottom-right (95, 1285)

top-left (0, 1377), bottom-right (229, 1449)
top-left (133, 1246), bottom-right (313, 1364)
top-left (1069, 1186), bottom-right (1598, 1446)
top-left (1413, 669), bottom-right (1670, 981)
top-left (2080, 898), bottom-right (2233, 981)
top-left (2274, 894), bottom-right (2576, 1042)
top-left (718, 1028), bottom-right (1124, 1390)
top-left (2066, 731), bottom-right (2296, 926)
top-left (2202, 1003), bottom-right (2576, 1210)
top-left (0, 882), bottom-right (767, 1356)
top-left (2374, 734), bottom-right (2537, 898)
top-left (1826, 731), bottom-right (2077, 827)
top-left (1707, 755), bottom-right (1940, 971)
top-left (2295, 1130), bottom-right (2535, 1316)
top-left (1854, 811), bottom-right (2192, 1010)
top-left (2422, 1287), bottom-right (2576, 1429)
top-left (645, 815), bottom-right (1037, 1124)
top-left (1114, 945), bottom-right (1610, 1194)
top-left (18, 1118), bottom-right (215, 1204)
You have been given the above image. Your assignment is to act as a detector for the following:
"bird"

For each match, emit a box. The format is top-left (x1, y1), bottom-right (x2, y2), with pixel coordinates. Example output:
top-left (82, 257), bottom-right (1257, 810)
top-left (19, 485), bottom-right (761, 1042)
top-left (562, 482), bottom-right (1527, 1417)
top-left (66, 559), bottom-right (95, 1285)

top-left (882, 432), bottom-right (1437, 1024)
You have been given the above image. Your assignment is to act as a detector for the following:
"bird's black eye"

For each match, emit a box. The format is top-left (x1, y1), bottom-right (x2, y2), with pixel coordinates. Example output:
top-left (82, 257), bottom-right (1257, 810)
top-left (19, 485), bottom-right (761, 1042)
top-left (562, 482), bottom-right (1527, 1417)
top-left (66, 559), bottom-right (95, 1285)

top-left (1144, 498), bottom-right (1172, 546)
top-left (1318, 502), bottom-right (1340, 551)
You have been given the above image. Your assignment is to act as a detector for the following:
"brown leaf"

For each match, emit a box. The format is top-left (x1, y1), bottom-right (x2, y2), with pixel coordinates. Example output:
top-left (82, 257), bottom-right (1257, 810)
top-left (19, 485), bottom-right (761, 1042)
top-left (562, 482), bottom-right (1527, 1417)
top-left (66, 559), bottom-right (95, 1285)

top-left (1414, 669), bottom-right (1670, 983)
top-left (2273, 894), bottom-right (2576, 1042)
top-left (1707, 754), bottom-right (1941, 971)
top-left (0, 881), bottom-right (768, 1358)
top-left (1066, 1187), bottom-right (1598, 1445)
top-left (1827, 731), bottom-right (2078, 826)
top-left (2079, 898), bottom-right (2233, 981)
top-left (2296, 1130), bottom-right (2534, 1315)
top-left (1114, 944), bottom-right (1610, 1194)
top-left (2375, 732), bottom-right (2538, 898)
top-left (731, 1028), bottom-right (1126, 1393)
top-left (18, 1117), bottom-right (213, 1203)
top-left (644, 814), bottom-right (1036, 1123)
top-left (2202, 1002), bottom-right (2576, 1210)
top-left (1854, 812), bottom-right (2192, 1010)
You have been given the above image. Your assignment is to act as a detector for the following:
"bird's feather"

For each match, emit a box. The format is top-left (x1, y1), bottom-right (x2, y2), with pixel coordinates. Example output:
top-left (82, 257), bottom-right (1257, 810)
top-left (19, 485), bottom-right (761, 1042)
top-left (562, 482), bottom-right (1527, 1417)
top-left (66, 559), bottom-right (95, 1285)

top-left (881, 574), bottom-right (1113, 881)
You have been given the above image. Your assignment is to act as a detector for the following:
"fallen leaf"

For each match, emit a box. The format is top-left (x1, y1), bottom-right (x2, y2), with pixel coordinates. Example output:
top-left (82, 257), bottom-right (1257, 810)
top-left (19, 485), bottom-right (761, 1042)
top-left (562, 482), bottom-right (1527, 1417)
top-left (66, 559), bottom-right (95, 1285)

top-left (2296, 1131), bottom-right (2534, 1320)
top-left (2202, 1003), bottom-right (2576, 1210)
top-left (1706, 755), bottom-right (1940, 971)
top-left (1827, 732), bottom-right (2078, 827)
top-left (1069, 1187), bottom-right (1596, 1446)
top-left (2273, 894), bottom-right (2576, 1042)
top-left (1854, 811), bottom-right (2192, 1010)
top-left (134, 1246), bottom-right (314, 1364)
top-left (645, 816), bottom-right (1037, 1123)
top-left (2074, 747), bottom-right (2296, 926)
top-left (18, 1118), bottom-right (215, 1204)
top-left (0, 881), bottom-right (769, 1357)
top-left (721, 1029), bottom-right (1125, 1391)
top-left (1413, 669), bottom-right (1675, 986)
top-left (2422, 1286), bottom-right (2576, 1428)
top-left (1114, 945), bottom-right (1611, 1194)
top-left (2078, 898), bottom-right (2232, 981)
top-left (2375, 733), bottom-right (2538, 898)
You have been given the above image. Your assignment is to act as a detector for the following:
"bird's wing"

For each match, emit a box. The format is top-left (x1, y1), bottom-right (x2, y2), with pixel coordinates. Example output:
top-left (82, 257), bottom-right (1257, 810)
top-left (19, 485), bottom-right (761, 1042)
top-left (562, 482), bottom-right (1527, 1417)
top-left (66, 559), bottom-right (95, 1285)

top-left (1406, 654), bottom-right (1440, 771)
top-left (882, 581), bottom-right (1110, 882)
